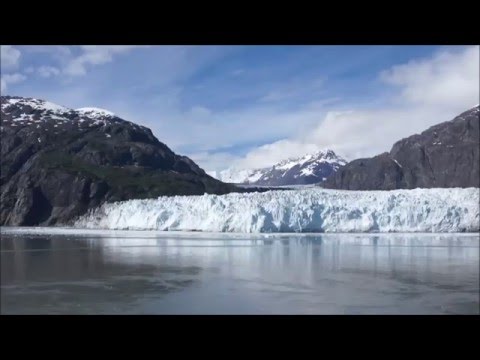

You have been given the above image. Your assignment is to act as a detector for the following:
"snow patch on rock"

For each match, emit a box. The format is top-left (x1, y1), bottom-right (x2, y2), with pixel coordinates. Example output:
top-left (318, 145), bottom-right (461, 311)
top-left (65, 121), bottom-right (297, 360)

top-left (76, 107), bottom-right (115, 118)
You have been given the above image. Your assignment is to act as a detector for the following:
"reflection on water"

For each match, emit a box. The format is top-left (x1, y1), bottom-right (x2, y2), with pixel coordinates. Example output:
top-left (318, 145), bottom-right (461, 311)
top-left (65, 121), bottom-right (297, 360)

top-left (1, 229), bottom-right (479, 314)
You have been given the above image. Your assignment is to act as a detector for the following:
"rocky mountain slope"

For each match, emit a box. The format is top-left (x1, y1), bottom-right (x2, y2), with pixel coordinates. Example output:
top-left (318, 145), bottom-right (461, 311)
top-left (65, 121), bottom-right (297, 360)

top-left (323, 105), bottom-right (480, 190)
top-left (212, 150), bottom-right (347, 186)
top-left (0, 96), bottom-right (237, 226)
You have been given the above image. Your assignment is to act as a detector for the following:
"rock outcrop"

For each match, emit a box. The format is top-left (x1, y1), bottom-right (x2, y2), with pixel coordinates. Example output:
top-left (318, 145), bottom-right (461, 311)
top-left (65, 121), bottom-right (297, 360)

top-left (323, 106), bottom-right (480, 190)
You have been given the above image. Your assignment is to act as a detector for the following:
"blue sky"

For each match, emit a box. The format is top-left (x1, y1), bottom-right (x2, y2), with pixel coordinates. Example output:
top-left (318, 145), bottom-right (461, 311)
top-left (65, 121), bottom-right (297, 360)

top-left (1, 45), bottom-right (478, 171)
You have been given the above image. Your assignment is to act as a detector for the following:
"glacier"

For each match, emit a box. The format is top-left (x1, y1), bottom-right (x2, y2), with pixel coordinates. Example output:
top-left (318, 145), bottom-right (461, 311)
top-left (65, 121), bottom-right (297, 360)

top-left (73, 188), bottom-right (480, 233)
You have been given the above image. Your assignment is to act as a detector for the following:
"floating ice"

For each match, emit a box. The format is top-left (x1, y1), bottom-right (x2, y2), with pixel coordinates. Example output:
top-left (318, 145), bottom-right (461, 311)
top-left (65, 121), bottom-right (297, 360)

top-left (74, 188), bottom-right (480, 233)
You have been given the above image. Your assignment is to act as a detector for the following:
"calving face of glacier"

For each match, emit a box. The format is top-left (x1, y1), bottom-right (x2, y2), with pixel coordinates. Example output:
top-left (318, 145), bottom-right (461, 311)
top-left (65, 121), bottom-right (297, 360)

top-left (74, 188), bottom-right (480, 233)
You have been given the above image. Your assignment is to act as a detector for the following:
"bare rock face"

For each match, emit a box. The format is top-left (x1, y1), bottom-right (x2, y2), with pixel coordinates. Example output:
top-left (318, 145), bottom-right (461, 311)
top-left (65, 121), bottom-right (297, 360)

top-left (322, 152), bottom-right (405, 191)
top-left (323, 106), bottom-right (480, 190)
top-left (1, 96), bottom-right (236, 226)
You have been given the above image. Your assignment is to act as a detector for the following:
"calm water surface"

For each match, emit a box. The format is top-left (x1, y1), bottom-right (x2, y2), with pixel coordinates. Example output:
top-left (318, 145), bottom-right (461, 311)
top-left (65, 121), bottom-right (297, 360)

top-left (1, 228), bottom-right (478, 314)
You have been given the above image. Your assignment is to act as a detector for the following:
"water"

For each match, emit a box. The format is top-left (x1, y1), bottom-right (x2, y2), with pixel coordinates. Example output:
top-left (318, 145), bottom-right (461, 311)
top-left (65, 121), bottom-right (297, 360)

top-left (1, 227), bottom-right (479, 314)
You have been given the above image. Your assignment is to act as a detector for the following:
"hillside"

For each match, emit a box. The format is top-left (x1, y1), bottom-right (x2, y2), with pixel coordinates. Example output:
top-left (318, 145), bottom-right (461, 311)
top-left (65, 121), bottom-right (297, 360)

top-left (0, 96), bottom-right (237, 226)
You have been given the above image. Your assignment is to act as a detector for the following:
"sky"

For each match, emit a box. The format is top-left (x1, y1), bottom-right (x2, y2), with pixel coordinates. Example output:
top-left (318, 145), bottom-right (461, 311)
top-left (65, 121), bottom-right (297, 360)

top-left (1, 45), bottom-right (479, 172)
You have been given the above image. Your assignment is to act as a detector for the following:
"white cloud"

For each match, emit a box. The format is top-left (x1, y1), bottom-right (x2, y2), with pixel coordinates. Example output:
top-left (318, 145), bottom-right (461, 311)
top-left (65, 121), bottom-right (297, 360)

top-left (22, 46), bottom-right (72, 60)
top-left (1, 73), bottom-right (27, 92)
top-left (221, 46), bottom-right (480, 171)
top-left (37, 65), bottom-right (60, 78)
top-left (236, 139), bottom-right (321, 169)
top-left (1, 46), bottom-right (24, 94)
top-left (188, 151), bottom-right (242, 173)
top-left (1, 45), bottom-right (21, 70)
top-left (380, 46), bottom-right (479, 109)
top-left (1, 73), bottom-right (27, 93)
top-left (302, 108), bottom-right (451, 160)
top-left (63, 46), bottom-right (144, 76)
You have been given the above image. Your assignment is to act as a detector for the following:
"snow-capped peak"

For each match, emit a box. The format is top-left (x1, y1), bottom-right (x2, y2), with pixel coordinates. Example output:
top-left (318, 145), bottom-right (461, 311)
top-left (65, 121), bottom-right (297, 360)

top-left (75, 107), bottom-right (116, 118)
top-left (1, 96), bottom-right (117, 120)
top-left (1, 96), bottom-right (70, 114)
top-left (1, 96), bottom-right (122, 127)
top-left (210, 149), bottom-right (347, 186)
top-left (275, 149), bottom-right (346, 171)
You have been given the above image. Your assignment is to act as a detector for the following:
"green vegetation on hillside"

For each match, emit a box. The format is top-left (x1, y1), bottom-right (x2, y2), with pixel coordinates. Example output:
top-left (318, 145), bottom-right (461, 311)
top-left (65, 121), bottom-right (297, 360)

top-left (39, 151), bottom-right (230, 199)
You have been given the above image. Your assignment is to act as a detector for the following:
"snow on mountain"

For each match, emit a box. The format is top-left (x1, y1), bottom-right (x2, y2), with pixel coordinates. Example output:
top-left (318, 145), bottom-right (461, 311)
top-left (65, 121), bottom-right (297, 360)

top-left (1, 97), bottom-right (118, 122)
top-left (76, 107), bottom-right (116, 118)
top-left (1, 97), bottom-right (73, 123)
top-left (1, 97), bottom-right (70, 114)
top-left (74, 187), bottom-right (480, 233)
top-left (0, 96), bottom-right (147, 131)
top-left (211, 150), bottom-right (347, 186)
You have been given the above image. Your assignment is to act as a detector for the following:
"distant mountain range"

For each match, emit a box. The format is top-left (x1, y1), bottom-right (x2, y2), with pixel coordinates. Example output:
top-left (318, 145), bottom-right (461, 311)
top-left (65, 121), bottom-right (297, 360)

top-left (210, 150), bottom-right (347, 186)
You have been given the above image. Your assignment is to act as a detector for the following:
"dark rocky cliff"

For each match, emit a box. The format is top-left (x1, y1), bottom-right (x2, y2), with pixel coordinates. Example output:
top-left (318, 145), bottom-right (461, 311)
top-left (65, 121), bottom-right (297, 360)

top-left (323, 106), bottom-right (480, 190)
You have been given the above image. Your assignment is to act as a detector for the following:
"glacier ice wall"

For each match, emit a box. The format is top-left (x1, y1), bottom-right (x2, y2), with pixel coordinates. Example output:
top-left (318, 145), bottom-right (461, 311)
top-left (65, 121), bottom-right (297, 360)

top-left (74, 188), bottom-right (480, 233)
